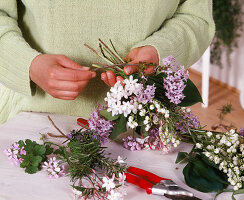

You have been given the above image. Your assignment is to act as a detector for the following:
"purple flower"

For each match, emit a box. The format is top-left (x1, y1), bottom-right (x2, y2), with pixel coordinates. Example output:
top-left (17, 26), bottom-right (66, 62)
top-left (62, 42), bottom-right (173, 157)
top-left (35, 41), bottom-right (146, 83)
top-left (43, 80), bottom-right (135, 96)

top-left (176, 111), bottom-right (200, 133)
top-left (239, 128), bottom-right (244, 137)
top-left (88, 105), bottom-right (114, 145)
top-left (123, 136), bottom-right (142, 151)
top-left (3, 143), bottom-right (26, 165)
top-left (162, 56), bottom-right (177, 66)
top-left (137, 84), bottom-right (156, 104)
top-left (42, 157), bottom-right (66, 179)
top-left (163, 65), bottom-right (189, 104)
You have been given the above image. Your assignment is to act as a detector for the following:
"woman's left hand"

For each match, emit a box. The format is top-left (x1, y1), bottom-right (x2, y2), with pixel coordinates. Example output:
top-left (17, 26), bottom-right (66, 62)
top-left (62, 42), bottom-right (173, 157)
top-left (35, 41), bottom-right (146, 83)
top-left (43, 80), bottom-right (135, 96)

top-left (101, 45), bottom-right (159, 87)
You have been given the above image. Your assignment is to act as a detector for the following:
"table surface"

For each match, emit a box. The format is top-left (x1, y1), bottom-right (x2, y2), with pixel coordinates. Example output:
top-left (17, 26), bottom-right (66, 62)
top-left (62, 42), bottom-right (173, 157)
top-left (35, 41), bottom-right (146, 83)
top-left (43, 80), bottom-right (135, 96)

top-left (0, 112), bottom-right (242, 200)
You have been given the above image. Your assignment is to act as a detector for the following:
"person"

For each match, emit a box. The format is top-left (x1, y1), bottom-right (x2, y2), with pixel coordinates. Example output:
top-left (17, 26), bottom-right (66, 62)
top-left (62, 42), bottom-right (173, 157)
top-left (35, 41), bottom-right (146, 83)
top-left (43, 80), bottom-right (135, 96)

top-left (0, 0), bottom-right (215, 124)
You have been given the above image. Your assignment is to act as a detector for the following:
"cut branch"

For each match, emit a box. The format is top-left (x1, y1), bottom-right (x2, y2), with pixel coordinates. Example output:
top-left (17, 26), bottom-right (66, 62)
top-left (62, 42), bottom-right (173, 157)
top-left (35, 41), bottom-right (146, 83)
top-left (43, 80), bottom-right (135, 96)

top-left (47, 116), bottom-right (68, 138)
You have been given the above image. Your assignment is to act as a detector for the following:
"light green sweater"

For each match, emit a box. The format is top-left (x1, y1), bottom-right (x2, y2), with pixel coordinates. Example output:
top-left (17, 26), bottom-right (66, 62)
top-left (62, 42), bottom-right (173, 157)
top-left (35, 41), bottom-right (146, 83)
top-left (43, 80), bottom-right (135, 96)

top-left (0, 0), bottom-right (215, 124)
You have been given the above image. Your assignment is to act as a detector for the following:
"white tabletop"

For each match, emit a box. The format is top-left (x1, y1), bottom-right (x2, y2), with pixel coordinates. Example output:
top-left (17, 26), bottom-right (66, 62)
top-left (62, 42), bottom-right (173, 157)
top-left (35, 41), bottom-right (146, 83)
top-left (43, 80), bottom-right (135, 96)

top-left (0, 112), bottom-right (242, 200)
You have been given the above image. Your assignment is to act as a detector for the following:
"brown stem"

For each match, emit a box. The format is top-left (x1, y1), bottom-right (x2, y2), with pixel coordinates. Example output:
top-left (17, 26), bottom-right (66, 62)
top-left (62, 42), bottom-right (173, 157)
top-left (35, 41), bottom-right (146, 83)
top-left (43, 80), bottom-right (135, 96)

top-left (211, 123), bottom-right (237, 132)
top-left (47, 116), bottom-right (68, 138)
top-left (98, 38), bottom-right (123, 64)
top-left (84, 43), bottom-right (99, 56)
top-left (93, 63), bottom-right (139, 71)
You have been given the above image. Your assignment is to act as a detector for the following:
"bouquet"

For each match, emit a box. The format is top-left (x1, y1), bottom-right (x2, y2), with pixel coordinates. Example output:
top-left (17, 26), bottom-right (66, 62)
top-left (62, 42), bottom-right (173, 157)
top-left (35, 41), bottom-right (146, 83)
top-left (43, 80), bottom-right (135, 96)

top-left (4, 39), bottom-right (244, 199)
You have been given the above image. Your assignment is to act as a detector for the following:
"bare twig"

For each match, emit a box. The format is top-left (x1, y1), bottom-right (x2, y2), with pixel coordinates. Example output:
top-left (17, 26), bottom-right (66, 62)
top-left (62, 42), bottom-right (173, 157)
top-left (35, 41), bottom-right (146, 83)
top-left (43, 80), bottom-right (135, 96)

top-left (84, 43), bottom-right (99, 56)
top-left (98, 38), bottom-right (125, 64)
top-left (47, 116), bottom-right (68, 138)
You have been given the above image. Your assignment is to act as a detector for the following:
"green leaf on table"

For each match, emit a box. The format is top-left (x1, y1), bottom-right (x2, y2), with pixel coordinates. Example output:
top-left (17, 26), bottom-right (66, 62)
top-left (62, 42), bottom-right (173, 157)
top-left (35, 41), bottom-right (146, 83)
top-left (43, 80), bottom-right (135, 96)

top-left (33, 145), bottom-right (45, 155)
top-left (100, 109), bottom-right (120, 121)
top-left (109, 115), bottom-right (127, 140)
top-left (31, 156), bottom-right (43, 167)
top-left (25, 166), bottom-right (39, 174)
top-left (178, 79), bottom-right (203, 107)
top-left (45, 144), bottom-right (54, 155)
top-left (175, 152), bottom-right (189, 164)
top-left (183, 154), bottom-right (228, 192)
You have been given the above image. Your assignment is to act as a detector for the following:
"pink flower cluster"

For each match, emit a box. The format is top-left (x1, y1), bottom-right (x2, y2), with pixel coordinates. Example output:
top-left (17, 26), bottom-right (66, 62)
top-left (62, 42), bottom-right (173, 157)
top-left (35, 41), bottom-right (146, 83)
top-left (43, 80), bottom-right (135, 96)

top-left (42, 157), bottom-right (66, 179)
top-left (3, 143), bottom-right (26, 165)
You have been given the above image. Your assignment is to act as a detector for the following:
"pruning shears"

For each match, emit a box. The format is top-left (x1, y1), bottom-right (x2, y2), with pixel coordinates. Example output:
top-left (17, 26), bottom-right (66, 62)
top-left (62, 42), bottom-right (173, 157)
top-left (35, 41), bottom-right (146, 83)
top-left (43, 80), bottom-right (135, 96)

top-left (77, 118), bottom-right (201, 199)
top-left (125, 166), bottom-right (202, 200)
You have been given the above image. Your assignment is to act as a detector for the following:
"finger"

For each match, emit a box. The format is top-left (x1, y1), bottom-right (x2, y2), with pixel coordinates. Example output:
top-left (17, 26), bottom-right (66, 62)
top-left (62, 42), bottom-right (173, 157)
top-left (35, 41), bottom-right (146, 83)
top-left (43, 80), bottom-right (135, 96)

top-left (48, 80), bottom-right (88, 92)
top-left (106, 70), bottom-right (116, 87)
top-left (53, 66), bottom-right (96, 81)
top-left (124, 60), bottom-right (139, 75)
top-left (124, 48), bottom-right (139, 62)
top-left (51, 90), bottom-right (80, 100)
top-left (116, 76), bottom-right (124, 86)
top-left (101, 72), bottom-right (110, 86)
top-left (57, 55), bottom-right (90, 71)
top-left (144, 66), bottom-right (154, 74)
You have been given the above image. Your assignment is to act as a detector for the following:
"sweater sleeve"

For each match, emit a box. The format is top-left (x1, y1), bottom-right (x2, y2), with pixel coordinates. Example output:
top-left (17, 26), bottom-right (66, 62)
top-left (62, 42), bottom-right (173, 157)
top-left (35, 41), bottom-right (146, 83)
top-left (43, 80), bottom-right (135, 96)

top-left (132, 0), bottom-right (215, 68)
top-left (0, 0), bottom-right (40, 96)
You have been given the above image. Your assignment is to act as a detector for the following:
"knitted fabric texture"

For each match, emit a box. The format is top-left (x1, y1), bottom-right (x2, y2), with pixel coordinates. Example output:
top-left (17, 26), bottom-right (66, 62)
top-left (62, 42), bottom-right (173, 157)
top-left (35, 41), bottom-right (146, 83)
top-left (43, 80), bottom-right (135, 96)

top-left (0, 0), bottom-right (215, 124)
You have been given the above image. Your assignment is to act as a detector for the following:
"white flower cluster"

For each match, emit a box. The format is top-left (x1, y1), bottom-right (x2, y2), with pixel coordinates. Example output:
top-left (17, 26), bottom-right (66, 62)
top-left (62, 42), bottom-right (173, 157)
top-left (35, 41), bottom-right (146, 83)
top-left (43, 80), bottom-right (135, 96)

top-left (127, 99), bottom-right (180, 152)
top-left (196, 129), bottom-right (244, 190)
top-left (105, 76), bottom-right (141, 117)
top-left (159, 125), bottom-right (181, 151)
top-left (102, 173), bottom-right (127, 200)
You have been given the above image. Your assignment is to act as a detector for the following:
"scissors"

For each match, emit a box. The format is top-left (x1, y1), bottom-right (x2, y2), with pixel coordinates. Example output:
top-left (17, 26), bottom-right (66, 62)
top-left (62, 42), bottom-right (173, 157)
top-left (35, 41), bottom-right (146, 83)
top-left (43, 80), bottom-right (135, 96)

top-left (125, 166), bottom-right (202, 200)
top-left (77, 119), bottom-right (201, 199)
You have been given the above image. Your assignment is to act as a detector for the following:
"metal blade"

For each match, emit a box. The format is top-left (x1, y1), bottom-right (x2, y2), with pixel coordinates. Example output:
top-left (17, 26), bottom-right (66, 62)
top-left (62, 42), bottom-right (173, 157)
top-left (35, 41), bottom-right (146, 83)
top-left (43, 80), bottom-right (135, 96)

top-left (164, 194), bottom-right (202, 200)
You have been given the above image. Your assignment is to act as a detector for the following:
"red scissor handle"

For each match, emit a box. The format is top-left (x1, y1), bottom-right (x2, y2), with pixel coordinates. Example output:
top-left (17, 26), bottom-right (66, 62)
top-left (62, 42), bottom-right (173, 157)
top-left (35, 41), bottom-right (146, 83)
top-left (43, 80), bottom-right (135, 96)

top-left (127, 166), bottom-right (170, 184)
top-left (125, 172), bottom-right (153, 194)
top-left (77, 118), bottom-right (89, 129)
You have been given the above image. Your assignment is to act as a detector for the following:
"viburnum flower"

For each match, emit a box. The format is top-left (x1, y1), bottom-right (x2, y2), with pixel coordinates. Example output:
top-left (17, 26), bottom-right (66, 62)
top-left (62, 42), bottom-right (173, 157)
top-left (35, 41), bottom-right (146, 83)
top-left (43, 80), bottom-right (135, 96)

top-left (42, 157), bottom-right (66, 179)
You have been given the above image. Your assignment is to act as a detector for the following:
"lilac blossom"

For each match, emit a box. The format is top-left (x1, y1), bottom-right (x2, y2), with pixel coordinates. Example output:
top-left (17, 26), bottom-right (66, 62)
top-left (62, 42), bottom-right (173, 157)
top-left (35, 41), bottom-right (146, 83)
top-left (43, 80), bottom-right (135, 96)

top-left (88, 105), bottom-right (114, 144)
top-left (239, 128), bottom-right (244, 137)
top-left (137, 84), bottom-right (156, 104)
top-left (162, 56), bottom-right (178, 70)
top-left (3, 143), bottom-right (26, 165)
top-left (176, 111), bottom-right (200, 133)
top-left (123, 136), bottom-right (142, 151)
top-left (163, 65), bottom-right (189, 104)
top-left (42, 157), bottom-right (66, 179)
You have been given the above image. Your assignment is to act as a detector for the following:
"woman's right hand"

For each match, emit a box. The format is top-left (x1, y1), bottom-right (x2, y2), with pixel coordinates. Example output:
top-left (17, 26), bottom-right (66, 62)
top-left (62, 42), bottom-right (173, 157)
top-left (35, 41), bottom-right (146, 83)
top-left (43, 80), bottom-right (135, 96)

top-left (29, 54), bottom-right (96, 100)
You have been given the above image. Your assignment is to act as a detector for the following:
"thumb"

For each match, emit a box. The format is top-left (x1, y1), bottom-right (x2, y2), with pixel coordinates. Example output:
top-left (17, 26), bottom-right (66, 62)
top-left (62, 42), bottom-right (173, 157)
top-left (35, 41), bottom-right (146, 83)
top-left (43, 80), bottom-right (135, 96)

top-left (124, 47), bottom-right (140, 62)
top-left (124, 59), bottom-right (139, 75)
top-left (57, 55), bottom-right (90, 71)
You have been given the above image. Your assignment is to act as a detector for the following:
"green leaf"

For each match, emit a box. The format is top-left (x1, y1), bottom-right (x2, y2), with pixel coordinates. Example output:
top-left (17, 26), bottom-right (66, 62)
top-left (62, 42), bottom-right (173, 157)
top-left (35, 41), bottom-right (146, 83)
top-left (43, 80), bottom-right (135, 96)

top-left (18, 140), bottom-right (25, 148)
top-left (100, 109), bottom-right (120, 121)
top-left (178, 79), bottom-right (203, 107)
top-left (183, 155), bottom-right (228, 192)
top-left (109, 115), bottom-right (127, 140)
top-left (25, 166), bottom-right (39, 174)
top-left (175, 152), bottom-right (189, 164)
top-left (137, 115), bottom-right (144, 126)
top-left (31, 156), bottom-right (43, 167)
top-left (33, 145), bottom-right (46, 155)
top-left (45, 144), bottom-right (54, 155)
